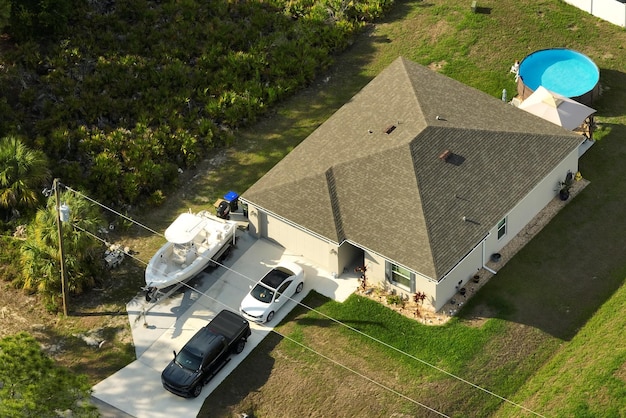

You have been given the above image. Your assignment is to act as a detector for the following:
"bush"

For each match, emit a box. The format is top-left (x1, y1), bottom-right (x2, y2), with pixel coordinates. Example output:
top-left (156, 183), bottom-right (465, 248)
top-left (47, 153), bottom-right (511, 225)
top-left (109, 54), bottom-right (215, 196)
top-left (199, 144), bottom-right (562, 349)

top-left (386, 294), bottom-right (405, 307)
top-left (8, 0), bottom-right (76, 42)
top-left (0, 332), bottom-right (97, 417)
top-left (0, 235), bottom-right (22, 283)
top-left (1, 0), bottom-right (394, 207)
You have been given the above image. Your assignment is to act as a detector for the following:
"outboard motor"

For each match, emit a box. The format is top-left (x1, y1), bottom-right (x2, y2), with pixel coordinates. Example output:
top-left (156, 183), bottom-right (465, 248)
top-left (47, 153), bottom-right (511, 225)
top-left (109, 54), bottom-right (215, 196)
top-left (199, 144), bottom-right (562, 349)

top-left (216, 200), bottom-right (230, 219)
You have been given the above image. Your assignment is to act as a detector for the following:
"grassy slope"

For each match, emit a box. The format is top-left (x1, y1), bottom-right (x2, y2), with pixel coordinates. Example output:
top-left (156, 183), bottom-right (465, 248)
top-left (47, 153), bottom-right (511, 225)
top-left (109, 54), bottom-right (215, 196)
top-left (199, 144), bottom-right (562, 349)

top-left (200, 1), bottom-right (626, 415)
top-left (495, 270), bottom-right (626, 417)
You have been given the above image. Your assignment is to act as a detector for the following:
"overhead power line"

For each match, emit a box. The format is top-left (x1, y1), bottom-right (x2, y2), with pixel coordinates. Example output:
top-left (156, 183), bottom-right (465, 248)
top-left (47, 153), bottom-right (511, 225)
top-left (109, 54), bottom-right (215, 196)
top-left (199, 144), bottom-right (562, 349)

top-left (70, 216), bottom-right (451, 416)
top-left (61, 183), bottom-right (164, 237)
top-left (62, 185), bottom-right (545, 417)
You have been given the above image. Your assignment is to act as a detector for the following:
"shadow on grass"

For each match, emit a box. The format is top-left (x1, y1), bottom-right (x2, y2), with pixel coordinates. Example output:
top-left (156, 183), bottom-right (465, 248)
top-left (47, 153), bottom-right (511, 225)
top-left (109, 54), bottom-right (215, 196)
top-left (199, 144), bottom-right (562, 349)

top-left (462, 123), bottom-right (626, 340)
top-left (200, 332), bottom-right (281, 417)
top-left (285, 291), bottom-right (385, 330)
top-left (594, 68), bottom-right (626, 117)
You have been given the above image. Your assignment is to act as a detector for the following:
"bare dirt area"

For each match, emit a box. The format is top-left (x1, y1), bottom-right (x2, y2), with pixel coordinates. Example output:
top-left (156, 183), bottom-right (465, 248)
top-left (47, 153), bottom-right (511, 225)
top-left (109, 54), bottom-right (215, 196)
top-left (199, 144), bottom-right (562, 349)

top-left (0, 256), bottom-right (141, 384)
top-left (0, 286), bottom-right (55, 340)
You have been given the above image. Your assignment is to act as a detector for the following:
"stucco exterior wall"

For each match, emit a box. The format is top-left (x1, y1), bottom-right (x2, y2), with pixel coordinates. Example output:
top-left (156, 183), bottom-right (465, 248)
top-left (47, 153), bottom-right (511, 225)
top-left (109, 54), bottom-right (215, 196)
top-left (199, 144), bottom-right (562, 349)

top-left (243, 202), bottom-right (340, 274)
top-left (360, 251), bottom-right (386, 292)
top-left (362, 251), bottom-right (440, 309)
top-left (243, 144), bottom-right (581, 312)
top-left (433, 243), bottom-right (484, 311)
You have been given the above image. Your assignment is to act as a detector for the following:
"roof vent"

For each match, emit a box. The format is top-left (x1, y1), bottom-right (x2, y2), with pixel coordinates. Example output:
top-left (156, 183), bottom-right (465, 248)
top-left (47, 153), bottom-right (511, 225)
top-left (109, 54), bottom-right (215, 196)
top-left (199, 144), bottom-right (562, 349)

top-left (385, 125), bottom-right (396, 135)
top-left (439, 149), bottom-right (451, 161)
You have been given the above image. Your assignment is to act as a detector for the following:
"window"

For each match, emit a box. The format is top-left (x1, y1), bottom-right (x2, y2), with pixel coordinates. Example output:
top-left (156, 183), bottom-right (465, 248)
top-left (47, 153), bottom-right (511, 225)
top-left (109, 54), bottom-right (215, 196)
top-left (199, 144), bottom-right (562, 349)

top-left (497, 217), bottom-right (507, 239)
top-left (277, 281), bottom-right (291, 297)
top-left (391, 264), bottom-right (411, 289)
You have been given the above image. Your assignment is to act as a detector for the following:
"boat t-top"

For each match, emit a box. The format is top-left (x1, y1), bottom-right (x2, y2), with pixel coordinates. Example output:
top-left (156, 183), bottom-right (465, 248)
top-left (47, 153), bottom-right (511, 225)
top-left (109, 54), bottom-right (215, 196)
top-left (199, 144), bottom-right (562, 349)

top-left (144, 210), bottom-right (237, 301)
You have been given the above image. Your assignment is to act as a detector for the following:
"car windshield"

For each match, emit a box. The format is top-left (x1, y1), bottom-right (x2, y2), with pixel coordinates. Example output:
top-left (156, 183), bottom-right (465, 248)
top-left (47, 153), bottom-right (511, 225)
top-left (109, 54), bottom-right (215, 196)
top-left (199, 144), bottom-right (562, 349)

top-left (250, 283), bottom-right (274, 303)
top-left (175, 348), bottom-right (202, 371)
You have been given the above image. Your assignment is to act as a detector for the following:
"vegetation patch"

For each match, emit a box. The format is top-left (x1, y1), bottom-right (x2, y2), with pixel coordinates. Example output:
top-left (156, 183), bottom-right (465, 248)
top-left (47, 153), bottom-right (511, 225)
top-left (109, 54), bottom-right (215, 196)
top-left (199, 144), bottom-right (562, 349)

top-left (0, 332), bottom-right (98, 417)
top-left (1, 0), bottom-right (626, 416)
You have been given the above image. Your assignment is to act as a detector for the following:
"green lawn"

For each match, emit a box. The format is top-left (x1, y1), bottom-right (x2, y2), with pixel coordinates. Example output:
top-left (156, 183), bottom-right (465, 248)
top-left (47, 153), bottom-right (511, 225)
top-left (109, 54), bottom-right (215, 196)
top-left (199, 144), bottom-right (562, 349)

top-left (201, 0), bottom-right (626, 416)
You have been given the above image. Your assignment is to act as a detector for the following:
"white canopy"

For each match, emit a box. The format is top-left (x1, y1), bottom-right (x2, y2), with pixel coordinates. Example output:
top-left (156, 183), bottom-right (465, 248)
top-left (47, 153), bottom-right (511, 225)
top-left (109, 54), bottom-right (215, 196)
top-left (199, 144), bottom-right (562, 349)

top-left (518, 86), bottom-right (596, 131)
top-left (164, 213), bottom-right (207, 244)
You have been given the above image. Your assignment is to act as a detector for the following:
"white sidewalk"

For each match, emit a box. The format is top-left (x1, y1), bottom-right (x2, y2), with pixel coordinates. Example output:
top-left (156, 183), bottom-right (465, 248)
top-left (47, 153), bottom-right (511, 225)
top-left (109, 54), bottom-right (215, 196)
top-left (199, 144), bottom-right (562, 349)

top-left (92, 233), bottom-right (359, 418)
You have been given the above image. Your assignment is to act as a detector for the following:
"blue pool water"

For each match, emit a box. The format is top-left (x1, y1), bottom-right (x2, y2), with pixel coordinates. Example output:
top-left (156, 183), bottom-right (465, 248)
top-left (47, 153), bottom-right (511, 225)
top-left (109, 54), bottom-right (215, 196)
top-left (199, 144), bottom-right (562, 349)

top-left (518, 49), bottom-right (599, 98)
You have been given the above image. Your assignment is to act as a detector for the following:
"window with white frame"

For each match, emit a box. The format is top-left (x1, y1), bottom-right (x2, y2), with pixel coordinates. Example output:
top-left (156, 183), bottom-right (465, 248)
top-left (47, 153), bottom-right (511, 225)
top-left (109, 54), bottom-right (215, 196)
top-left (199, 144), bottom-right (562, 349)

top-left (497, 217), bottom-right (507, 239)
top-left (390, 264), bottom-right (411, 289)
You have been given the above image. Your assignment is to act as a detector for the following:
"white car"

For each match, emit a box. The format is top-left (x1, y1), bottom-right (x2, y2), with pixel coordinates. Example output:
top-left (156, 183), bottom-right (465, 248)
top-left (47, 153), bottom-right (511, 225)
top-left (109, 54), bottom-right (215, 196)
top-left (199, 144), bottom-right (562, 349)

top-left (239, 261), bottom-right (306, 323)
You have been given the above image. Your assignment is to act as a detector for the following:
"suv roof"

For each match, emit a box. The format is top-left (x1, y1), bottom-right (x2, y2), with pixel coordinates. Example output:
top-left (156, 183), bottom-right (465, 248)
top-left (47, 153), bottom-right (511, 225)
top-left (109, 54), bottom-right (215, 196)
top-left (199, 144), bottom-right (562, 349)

top-left (182, 328), bottom-right (224, 358)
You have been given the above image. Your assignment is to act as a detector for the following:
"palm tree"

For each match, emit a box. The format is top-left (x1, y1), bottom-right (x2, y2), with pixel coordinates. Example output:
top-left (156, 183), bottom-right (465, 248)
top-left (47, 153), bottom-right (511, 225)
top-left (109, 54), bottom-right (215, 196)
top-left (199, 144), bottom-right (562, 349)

top-left (19, 187), bottom-right (106, 311)
top-left (0, 136), bottom-right (50, 220)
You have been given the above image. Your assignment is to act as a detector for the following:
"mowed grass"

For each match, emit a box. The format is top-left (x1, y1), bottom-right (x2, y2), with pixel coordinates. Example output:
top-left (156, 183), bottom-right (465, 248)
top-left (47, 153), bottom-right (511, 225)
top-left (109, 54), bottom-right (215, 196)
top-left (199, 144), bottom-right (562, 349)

top-left (206, 292), bottom-right (559, 417)
top-left (494, 273), bottom-right (626, 417)
top-left (192, 0), bottom-right (626, 416)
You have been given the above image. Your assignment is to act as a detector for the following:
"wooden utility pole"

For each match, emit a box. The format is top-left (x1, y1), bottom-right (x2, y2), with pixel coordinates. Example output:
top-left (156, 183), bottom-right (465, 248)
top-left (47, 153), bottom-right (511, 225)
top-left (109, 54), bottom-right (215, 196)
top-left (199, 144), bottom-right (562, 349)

top-left (54, 178), bottom-right (69, 316)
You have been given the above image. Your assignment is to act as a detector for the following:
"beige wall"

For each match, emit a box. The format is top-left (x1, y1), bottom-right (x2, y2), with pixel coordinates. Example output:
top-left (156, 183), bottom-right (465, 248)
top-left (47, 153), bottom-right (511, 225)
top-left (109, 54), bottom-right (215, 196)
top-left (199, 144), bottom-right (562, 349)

top-left (483, 147), bottom-right (580, 256)
top-left (245, 205), bottom-right (340, 274)
top-left (244, 147), bottom-right (580, 312)
top-left (434, 244), bottom-right (484, 311)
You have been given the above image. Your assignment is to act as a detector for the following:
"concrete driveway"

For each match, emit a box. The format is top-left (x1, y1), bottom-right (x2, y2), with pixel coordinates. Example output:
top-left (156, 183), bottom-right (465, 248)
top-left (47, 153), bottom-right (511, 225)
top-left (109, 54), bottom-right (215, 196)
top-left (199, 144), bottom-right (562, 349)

top-left (92, 231), bottom-right (359, 418)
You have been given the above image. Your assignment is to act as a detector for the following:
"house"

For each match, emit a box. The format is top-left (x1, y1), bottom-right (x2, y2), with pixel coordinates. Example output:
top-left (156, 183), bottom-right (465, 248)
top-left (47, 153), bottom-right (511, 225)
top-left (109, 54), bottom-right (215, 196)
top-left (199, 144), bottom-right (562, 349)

top-left (240, 57), bottom-right (587, 311)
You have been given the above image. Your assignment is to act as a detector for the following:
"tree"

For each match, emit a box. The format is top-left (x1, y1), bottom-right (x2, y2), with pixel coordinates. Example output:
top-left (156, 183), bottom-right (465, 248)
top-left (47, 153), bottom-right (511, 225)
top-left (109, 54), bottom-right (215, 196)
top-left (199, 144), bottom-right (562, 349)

top-left (19, 187), bottom-right (106, 311)
top-left (0, 332), bottom-right (98, 417)
top-left (0, 136), bottom-right (50, 221)
top-left (0, 0), bottom-right (10, 32)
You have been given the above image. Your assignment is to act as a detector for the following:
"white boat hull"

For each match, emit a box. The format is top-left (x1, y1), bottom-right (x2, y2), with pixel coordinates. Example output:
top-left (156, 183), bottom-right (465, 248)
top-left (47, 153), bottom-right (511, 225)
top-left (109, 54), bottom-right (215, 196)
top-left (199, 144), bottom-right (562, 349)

top-left (145, 211), bottom-right (237, 290)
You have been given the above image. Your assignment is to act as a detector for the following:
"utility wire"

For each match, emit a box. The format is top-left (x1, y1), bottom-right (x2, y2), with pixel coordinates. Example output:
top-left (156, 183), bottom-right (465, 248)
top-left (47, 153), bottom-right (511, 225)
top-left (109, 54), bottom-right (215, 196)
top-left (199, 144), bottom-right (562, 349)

top-left (177, 279), bottom-right (450, 417)
top-left (72, 223), bottom-right (448, 416)
top-left (270, 329), bottom-right (450, 417)
top-left (71, 223), bottom-right (449, 416)
top-left (61, 183), bottom-right (164, 237)
top-left (204, 257), bottom-right (546, 418)
top-left (63, 187), bottom-right (544, 417)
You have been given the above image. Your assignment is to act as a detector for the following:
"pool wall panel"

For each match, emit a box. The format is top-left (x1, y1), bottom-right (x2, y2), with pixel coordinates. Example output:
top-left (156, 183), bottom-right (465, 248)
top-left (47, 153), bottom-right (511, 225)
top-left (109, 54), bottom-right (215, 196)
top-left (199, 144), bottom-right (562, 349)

top-left (516, 48), bottom-right (599, 106)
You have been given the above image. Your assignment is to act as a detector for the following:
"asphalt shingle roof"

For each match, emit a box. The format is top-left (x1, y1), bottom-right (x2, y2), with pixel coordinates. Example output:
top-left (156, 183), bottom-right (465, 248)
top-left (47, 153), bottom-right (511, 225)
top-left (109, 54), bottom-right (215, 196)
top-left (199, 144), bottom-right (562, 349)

top-left (242, 57), bottom-right (583, 279)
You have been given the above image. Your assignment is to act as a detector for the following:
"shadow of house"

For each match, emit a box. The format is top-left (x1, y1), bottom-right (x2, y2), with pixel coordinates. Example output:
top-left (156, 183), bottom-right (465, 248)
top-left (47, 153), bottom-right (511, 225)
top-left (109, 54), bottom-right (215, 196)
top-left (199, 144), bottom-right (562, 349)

top-left (201, 331), bottom-right (281, 416)
top-left (462, 121), bottom-right (626, 339)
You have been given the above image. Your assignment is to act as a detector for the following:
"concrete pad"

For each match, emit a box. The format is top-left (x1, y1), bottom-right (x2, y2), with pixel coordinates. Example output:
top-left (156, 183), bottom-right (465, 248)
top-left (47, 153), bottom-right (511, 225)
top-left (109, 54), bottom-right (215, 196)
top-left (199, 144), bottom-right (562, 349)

top-left (92, 361), bottom-right (183, 417)
top-left (93, 234), bottom-right (359, 417)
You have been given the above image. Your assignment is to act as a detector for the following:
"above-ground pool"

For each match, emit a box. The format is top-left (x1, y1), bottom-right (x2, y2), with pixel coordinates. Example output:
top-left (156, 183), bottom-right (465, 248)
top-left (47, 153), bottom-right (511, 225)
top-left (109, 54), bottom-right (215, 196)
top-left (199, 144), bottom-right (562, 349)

top-left (517, 48), bottom-right (599, 105)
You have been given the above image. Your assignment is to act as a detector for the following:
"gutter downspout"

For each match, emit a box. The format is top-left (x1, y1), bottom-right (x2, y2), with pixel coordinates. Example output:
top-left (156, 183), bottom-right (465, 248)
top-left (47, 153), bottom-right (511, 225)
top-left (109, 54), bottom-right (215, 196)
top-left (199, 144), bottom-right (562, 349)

top-left (482, 235), bottom-right (497, 275)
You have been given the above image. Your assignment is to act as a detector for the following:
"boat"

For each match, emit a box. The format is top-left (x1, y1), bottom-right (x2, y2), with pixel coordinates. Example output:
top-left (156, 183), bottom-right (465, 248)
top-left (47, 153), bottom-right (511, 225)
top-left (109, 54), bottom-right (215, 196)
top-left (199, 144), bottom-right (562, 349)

top-left (144, 210), bottom-right (237, 300)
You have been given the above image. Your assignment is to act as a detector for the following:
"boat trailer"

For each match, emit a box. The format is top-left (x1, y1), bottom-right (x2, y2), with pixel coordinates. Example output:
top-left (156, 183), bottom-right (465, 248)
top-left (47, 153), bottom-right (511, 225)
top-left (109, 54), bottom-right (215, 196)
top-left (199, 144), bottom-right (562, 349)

top-left (142, 238), bottom-right (233, 303)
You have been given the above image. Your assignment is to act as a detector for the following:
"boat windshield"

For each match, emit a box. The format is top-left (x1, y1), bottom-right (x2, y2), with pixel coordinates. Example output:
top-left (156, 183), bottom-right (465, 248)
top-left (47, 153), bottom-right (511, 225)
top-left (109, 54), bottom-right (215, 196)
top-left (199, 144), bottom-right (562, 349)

top-left (250, 283), bottom-right (274, 303)
top-left (175, 348), bottom-right (202, 371)
top-left (173, 243), bottom-right (190, 257)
